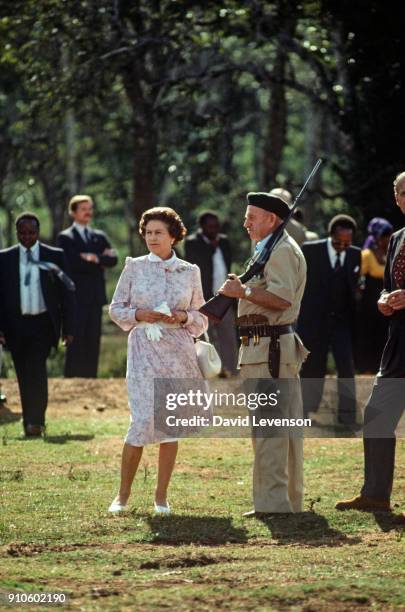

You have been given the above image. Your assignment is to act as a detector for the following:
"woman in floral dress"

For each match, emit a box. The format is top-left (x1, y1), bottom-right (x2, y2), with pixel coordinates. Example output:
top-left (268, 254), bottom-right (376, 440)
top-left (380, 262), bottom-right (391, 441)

top-left (108, 207), bottom-right (208, 514)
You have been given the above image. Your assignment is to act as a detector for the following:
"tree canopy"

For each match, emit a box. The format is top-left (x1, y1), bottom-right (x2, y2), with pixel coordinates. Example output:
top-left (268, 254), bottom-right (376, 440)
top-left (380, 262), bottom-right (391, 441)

top-left (0, 0), bottom-right (403, 256)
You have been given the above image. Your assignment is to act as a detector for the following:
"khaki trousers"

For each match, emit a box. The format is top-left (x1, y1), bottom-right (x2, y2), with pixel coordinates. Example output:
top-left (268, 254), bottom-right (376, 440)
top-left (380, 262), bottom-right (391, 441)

top-left (239, 362), bottom-right (304, 513)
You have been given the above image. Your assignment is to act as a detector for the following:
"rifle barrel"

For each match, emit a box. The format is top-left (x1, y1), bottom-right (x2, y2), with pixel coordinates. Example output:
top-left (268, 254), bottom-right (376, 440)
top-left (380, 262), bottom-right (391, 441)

top-left (199, 159), bottom-right (323, 322)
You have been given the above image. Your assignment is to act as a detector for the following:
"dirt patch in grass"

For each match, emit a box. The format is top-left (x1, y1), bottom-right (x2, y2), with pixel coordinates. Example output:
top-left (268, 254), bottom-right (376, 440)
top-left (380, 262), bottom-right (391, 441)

top-left (2, 542), bottom-right (103, 557)
top-left (0, 379), bottom-right (127, 418)
top-left (140, 553), bottom-right (222, 569)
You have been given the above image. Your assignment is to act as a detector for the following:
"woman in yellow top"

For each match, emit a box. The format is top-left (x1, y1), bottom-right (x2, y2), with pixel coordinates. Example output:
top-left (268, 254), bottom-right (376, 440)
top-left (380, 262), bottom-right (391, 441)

top-left (357, 217), bottom-right (393, 373)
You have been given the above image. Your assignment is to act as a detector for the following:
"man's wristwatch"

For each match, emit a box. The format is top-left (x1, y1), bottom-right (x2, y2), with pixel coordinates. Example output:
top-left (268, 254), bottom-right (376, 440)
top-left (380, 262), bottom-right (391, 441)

top-left (244, 286), bottom-right (252, 298)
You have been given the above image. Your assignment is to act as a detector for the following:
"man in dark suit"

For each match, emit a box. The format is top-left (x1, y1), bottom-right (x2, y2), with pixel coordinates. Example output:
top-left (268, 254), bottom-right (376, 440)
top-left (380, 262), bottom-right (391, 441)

top-left (0, 213), bottom-right (75, 436)
top-left (297, 214), bottom-right (361, 425)
top-left (336, 172), bottom-right (405, 518)
top-left (57, 195), bottom-right (118, 378)
top-left (184, 211), bottom-right (238, 375)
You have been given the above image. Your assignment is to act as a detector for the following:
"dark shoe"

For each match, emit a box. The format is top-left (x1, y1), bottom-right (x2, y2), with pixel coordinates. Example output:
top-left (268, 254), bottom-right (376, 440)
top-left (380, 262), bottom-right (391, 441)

top-left (24, 424), bottom-right (44, 438)
top-left (335, 495), bottom-right (391, 512)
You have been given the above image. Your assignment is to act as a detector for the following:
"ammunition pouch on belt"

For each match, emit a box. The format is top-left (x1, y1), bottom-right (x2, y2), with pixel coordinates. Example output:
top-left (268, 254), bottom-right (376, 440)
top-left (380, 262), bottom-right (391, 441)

top-left (236, 315), bottom-right (294, 378)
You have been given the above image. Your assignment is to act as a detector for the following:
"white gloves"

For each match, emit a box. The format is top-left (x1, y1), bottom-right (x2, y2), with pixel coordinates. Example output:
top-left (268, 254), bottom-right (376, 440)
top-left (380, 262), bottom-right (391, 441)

top-left (144, 301), bottom-right (171, 342)
top-left (145, 325), bottom-right (163, 342)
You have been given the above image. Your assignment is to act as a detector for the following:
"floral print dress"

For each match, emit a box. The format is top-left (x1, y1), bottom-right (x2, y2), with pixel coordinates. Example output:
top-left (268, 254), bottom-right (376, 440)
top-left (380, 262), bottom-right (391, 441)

top-left (109, 252), bottom-right (208, 445)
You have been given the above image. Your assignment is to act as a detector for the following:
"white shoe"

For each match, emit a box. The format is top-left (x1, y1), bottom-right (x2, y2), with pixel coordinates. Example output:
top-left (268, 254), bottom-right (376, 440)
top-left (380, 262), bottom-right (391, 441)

top-left (108, 500), bottom-right (128, 514)
top-left (154, 502), bottom-right (171, 515)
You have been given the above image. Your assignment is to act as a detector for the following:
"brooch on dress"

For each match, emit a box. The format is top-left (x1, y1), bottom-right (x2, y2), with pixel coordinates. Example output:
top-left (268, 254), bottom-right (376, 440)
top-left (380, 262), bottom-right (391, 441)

top-left (163, 264), bottom-right (189, 273)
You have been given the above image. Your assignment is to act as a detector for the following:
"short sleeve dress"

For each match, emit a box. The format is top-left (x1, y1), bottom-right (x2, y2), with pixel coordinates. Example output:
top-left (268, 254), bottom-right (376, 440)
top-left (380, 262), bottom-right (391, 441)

top-left (109, 252), bottom-right (208, 446)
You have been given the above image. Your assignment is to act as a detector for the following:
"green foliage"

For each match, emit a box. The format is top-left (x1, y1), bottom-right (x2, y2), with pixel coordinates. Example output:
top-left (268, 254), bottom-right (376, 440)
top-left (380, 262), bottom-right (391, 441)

top-left (98, 332), bottom-right (127, 378)
top-left (0, 1), bottom-right (403, 255)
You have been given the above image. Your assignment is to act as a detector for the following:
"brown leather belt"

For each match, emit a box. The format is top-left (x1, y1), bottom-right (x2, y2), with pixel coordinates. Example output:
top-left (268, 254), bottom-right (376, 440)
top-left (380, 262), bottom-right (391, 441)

top-left (236, 315), bottom-right (294, 378)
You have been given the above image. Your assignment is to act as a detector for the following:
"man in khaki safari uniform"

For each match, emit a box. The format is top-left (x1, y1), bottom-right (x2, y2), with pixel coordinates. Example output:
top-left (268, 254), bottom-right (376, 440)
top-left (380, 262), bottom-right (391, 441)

top-left (219, 191), bottom-right (308, 514)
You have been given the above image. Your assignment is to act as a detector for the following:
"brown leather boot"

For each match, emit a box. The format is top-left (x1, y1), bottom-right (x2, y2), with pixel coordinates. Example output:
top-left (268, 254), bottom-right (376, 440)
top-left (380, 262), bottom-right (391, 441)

top-left (335, 495), bottom-right (391, 512)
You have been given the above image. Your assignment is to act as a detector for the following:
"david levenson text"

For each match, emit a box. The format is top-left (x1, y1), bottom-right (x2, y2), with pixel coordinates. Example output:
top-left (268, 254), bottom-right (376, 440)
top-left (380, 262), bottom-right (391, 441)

top-left (166, 415), bottom-right (312, 428)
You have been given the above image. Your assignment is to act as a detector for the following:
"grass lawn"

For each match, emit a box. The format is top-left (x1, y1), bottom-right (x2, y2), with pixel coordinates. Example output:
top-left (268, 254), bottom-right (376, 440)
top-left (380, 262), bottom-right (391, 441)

top-left (0, 379), bottom-right (404, 611)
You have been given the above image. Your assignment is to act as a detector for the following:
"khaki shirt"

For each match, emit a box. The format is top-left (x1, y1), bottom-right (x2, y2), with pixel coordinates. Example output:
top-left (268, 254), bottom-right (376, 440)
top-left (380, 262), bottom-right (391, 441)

top-left (238, 231), bottom-right (308, 368)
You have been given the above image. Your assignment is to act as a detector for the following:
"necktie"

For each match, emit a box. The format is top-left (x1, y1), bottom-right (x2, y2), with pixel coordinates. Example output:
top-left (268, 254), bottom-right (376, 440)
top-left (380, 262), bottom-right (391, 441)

top-left (334, 252), bottom-right (341, 272)
top-left (84, 228), bottom-right (91, 243)
top-left (24, 250), bottom-right (75, 291)
top-left (393, 240), bottom-right (405, 288)
top-left (24, 249), bottom-right (33, 286)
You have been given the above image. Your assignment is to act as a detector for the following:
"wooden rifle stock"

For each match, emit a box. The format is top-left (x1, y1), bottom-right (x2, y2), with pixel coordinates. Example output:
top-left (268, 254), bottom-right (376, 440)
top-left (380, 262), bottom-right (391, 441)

top-left (199, 262), bottom-right (264, 322)
top-left (199, 159), bottom-right (323, 323)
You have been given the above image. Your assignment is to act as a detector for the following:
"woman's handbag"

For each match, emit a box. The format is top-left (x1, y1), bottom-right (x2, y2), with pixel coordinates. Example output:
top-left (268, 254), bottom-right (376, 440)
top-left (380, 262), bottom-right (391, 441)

top-left (195, 332), bottom-right (222, 379)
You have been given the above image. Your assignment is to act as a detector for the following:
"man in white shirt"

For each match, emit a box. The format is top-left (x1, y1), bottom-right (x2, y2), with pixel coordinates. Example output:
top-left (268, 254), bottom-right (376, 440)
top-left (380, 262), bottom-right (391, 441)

top-left (0, 213), bottom-right (75, 436)
top-left (297, 214), bottom-right (361, 426)
top-left (185, 211), bottom-right (238, 376)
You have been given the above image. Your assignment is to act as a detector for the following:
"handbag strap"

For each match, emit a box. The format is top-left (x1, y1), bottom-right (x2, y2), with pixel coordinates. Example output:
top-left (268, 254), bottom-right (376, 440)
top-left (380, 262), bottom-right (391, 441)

top-left (196, 331), bottom-right (211, 343)
top-left (194, 330), bottom-right (214, 344)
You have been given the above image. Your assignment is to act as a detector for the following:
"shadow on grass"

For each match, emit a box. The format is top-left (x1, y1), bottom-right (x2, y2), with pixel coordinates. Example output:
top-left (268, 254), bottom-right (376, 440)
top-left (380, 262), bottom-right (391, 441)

top-left (145, 515), bottom-right (248, 545)
top-left (0, 405), bottom-right (21, 424)
top-left (256, 511), bottom-right (362, 546)
top-left (44, 434), bottom-right (95, 444)
top-left (373, 512), bottom-right (405, 532)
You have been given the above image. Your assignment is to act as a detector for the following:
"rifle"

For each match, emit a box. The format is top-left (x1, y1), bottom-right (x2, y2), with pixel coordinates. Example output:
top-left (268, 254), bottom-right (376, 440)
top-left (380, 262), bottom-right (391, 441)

top-left (199, 159), bottom-right (323, 322)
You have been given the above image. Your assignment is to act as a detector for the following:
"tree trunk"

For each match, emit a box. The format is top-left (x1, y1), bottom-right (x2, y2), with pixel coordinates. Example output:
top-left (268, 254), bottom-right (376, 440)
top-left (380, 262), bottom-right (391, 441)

top-left (303, 102), bottom-right (326, 225)
top-left (39, 172), bottom-right (67, 244)
top-left (64, 109), bottom-right (78, 196)
top-left (262, 49), bottom-right (288, 188)
top-left (132, 121), bottom-right (157, 221)
top-left (62, 47), bottom-right (79, 196)
top-left (123, 68), bottom-right (157, 224)
top-left (262, 8), bottom-right (298, 187)
top-left (5, 207), bottom-right (14, 247)
top-left (0, 135), bottom-right (14, 247)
